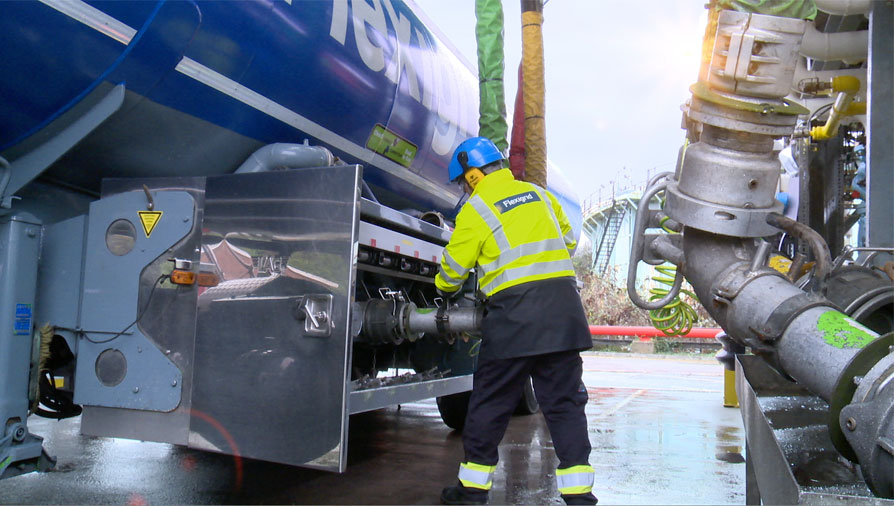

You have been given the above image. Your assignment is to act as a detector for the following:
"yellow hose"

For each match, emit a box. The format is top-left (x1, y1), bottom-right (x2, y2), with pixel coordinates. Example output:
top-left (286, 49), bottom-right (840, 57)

top-left (521, 8), bottom-right (547, 188)
top-left (810, 76), bottom-right (862, 141)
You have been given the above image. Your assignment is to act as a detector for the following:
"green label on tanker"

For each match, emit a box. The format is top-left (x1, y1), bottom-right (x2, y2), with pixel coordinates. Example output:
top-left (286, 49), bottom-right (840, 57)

top-left (817, 311), bottom-right (878, 349)
top-left (366, 124), bottom-right (417, 168)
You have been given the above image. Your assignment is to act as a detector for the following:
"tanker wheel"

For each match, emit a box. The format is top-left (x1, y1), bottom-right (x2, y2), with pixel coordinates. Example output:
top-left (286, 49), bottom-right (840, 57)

top-left (437, 391), bottom-right (471, 431)
top-left (438, 376), bottom-right (540, 431)
top-left (514, 376), bottom-right (540, 415)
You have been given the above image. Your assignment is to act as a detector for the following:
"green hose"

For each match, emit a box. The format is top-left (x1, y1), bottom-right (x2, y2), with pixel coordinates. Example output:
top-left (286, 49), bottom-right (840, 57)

top-left (475, 0), bottom-right (508, 151)
top-left (714, 0), bottom-right (817, 20)
top-left (649, 265), bottom-right (699, 336)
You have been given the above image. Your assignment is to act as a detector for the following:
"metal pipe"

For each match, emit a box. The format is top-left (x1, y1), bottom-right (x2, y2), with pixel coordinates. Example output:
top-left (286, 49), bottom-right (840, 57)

top-left (650, 234), bottom-right (685, 266)
top-left (793, 59), bottom-right (866, 96)
top-left (627, 179), bottom-right (685, 310)
top-left (749, 241), bottom-right (773, 273)
top-left (775, 306), bottom-right (879, 401)
top-left (234, 142), bottom-right (335, 174)
top-left (589, 325), bottom-right (722, 339)
top-left (814, 0), bottom-right (872, 16)
top-left (358, 300), bottom-right (483, 344)
top-left (832, 246), bottom-right (894, 271)
top-left (801, 23), bottom-right (868, 63)
top-left (678, 228), bottom-right (884, 401)
top-left (766, 212), bottom-right (832, 293)
top-left (809, 77), bottom-right (863, 141)
top-left (406, 305), bottom-right (483, 335)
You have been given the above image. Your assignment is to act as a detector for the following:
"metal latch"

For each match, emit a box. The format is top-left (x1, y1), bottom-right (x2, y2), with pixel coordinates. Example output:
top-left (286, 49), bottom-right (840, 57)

top-left (294, 294), bottom-right (334, 337)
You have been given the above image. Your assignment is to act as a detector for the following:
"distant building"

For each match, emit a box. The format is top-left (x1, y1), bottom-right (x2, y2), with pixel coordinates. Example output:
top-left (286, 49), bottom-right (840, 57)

top-left (581, 183), bottom-right (655, 289)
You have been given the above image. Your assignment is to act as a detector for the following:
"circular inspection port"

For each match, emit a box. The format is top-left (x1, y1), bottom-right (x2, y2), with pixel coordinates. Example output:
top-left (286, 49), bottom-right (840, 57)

top-left (106, 219), bottom-right (137, 256)
top-left (95, 349), bottom-right (127, 386)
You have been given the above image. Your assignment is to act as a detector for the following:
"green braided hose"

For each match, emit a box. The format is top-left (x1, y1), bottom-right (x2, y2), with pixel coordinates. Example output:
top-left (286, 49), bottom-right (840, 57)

top-left (648, 211), bottom-right (699, 336)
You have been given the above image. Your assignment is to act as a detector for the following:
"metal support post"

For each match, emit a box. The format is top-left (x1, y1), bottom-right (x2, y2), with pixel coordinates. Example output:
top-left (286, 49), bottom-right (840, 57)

top-left (0, 213), bottom-right (53, 479)
top-left (867, 1), bottom-right (893, 254)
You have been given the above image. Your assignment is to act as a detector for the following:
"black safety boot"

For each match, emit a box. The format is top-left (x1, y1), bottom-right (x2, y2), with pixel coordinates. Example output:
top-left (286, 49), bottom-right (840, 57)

top-left (440, 483), bottom-right (488, 505)
top-left (562, 492), bottom-right (598, 505)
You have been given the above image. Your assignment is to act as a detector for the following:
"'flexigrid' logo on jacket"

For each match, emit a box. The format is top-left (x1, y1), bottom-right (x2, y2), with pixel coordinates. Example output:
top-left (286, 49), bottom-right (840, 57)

top-left (494, 191), bottom-right (540, 213)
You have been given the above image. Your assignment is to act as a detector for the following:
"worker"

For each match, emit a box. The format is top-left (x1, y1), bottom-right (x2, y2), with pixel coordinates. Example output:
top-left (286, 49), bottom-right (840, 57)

top-left (436, 137), bottom-right (596, 505)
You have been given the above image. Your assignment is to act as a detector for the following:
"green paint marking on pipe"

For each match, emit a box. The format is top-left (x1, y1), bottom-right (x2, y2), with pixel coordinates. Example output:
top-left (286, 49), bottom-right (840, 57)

top-left (0, 455), bottom-right (13, 474)
top-left (415, 308), bottom-right (435, 314)
top-left (817, 311), bottom-right (878, 349)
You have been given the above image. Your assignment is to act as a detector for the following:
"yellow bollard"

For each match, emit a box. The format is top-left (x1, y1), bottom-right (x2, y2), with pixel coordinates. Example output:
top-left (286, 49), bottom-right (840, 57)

top-left (723, 367), bottom-right (738, 408)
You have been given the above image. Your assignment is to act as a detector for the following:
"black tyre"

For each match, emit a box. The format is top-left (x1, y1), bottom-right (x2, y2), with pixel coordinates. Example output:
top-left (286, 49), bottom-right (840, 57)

top-left (437, 391), bottom-right (471, 431)
top-left (514, 376), bottom-right (540, 415)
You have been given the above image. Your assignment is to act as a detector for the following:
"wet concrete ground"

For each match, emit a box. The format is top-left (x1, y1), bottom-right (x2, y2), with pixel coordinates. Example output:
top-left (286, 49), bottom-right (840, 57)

top-left (1, 353), bottom-right (744, 505)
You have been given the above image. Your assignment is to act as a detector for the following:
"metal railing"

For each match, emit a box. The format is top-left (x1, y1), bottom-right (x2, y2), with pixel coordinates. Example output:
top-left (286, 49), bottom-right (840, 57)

top-left (581, 167), bottom-right (660, 218)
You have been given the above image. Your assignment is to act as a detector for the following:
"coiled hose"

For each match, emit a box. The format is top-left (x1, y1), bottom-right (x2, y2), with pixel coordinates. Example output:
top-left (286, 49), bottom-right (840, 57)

top-left (648, 212), bottom-right (699, 336)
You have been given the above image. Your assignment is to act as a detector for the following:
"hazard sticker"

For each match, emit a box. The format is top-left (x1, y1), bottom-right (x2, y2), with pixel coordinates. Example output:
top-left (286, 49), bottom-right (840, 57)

top-left (138, 211), bottom-right (163, 237)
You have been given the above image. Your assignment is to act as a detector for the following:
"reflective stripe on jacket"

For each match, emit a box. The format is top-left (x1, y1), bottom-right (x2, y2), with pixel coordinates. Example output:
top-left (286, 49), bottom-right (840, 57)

top-left (435, 169), bottom-right (576, 297)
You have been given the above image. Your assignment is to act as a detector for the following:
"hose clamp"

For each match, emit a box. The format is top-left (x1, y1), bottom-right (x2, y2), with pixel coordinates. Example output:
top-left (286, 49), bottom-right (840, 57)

top-left (749, 292), bottom-right (839, 343)
top-left (435, 305), bottom-right (449, 334)
top-left (712, 263), bottom-right (787, 304)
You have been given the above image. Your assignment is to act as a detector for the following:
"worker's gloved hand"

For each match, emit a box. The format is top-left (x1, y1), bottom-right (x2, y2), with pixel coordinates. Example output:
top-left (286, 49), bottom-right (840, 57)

top-left (436, 288), bottom-right (461, 301)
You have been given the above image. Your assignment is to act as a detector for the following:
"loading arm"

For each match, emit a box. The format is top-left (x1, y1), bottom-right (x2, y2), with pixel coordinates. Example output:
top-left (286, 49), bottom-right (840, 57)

top-left (626, 8), bottom-right (892, 498)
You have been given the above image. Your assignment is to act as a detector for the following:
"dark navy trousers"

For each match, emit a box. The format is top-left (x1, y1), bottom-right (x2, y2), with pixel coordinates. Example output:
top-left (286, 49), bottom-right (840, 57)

top-left (462, 350), bottom-right (591, 468)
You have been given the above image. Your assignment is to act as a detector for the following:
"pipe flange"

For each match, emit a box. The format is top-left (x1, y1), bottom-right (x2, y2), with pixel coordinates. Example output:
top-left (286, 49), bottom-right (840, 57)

top-left (821, 265), bottom-right (894, 323)
top-left (685, 93), bottom-right (802, 137)
top-left (665, 182), bottom-right (782, 237)
top-left (840, 385), bottom-right (894, 499)
top-left (690, 82), bottom-right (809, 115)
top-left (828, 332), bottom-right (894, 462)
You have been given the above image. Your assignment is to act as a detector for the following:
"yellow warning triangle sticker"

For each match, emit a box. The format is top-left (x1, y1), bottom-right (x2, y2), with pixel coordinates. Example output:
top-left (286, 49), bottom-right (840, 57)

top-left (137, 211), bottom-right (163, 237)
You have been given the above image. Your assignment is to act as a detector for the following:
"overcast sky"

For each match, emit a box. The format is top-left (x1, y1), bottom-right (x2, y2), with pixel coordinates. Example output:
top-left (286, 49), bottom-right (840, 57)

top-left (412, 0), bottom-right (708, 204)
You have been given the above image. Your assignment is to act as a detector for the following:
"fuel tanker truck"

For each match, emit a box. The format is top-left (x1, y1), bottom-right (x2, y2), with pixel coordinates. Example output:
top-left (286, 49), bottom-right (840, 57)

top-left (0, 0), bottom-right (581, 476)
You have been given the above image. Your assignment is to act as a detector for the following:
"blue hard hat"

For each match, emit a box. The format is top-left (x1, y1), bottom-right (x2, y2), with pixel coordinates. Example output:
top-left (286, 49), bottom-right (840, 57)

top-left (447, 137), bottom-right (504, 182)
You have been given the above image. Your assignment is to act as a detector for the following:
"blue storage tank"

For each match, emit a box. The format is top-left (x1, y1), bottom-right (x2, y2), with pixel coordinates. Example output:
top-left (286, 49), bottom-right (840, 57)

top-left (0, 0), bottom-right (580, 235)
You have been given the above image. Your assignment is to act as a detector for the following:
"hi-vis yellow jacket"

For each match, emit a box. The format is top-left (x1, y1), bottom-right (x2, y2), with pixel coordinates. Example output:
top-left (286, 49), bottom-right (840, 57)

top-left (435, 169), bottom-right (577, 297)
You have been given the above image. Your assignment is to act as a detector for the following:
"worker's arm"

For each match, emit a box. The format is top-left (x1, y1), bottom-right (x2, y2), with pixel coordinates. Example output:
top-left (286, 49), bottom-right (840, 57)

top-left (545, 190), bottom-right (577, 254)
top-left (435, 206), bottom-right (484, 294)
